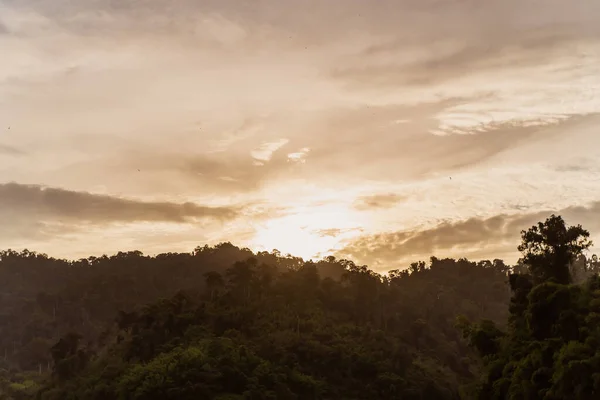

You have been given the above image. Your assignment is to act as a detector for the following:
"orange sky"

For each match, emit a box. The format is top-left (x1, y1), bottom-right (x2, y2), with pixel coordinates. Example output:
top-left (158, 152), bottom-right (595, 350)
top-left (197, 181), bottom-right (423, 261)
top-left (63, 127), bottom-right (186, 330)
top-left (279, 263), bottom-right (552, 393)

top-left (1, 0), bottom-right (600, 271)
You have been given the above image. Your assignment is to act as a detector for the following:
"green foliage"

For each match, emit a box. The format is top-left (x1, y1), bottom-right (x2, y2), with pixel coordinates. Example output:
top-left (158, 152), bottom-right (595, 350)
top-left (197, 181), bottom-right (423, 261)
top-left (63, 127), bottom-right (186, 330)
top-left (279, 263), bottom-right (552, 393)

top-left (0, 242), bottom-right (514, 399)
top-left (456, 317), bottom-right (504, 358)
top-left (7, 215), bottom-right (598, 399)
top-left (467, 215), bottom-right (600, 400)
top-left (518, 214), bottom-right (592, 285)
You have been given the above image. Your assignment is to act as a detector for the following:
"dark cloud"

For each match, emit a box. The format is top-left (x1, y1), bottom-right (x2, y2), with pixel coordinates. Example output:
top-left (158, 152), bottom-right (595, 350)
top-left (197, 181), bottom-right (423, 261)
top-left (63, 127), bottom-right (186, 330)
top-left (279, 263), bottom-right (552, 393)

top-left (11, 0), bottom-right (599, 53)
top-left (337, 202), bottom-right (600, 268)
top-left (553, 158), bottom-right (597, 173)
top-left (0, 182), bottom-right (240, 224)
top-left (332, 32), bottom-right (577, 88)
top-left (0, 144), bottom-right (24, 155)
top-left (354, 193), bottom-right (406, 211)
top-left (554, 165), bottom-right (590, 173)
top-left (28, 0), bottom-right (600, 34)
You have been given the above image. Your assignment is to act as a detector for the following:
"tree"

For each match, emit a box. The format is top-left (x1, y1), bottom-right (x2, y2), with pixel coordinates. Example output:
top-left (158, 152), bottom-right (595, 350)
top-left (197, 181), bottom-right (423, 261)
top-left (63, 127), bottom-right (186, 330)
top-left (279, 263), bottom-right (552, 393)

top-left (204, 271), bottom-right (224, 301)
top-left (468, 216), bottom-right (600, 400)
top-left (0, 241), bottom-right (514, 399)
top-left (225, 258), bottom-right (257, 300)
top-left (518, 214), bottom-right (592, 285)
top-left (50, 333), bottom-right (88, 382)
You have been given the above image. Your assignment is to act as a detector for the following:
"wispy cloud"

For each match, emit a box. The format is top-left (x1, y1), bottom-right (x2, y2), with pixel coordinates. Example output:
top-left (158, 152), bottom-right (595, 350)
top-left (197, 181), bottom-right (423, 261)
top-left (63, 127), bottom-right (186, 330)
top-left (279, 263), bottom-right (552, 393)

top-left (287, 147), bottom-right (310, 164)
top-left (0, 144), bottom-right (24, 156)
top-left (337, 202), bottom-right (600, 270)
top-left (315, 227), bottom-right (364, 238)
top-left (334, 31), bottom-right (580, 88)
top-left (251, 139), bottom-right (290, 162)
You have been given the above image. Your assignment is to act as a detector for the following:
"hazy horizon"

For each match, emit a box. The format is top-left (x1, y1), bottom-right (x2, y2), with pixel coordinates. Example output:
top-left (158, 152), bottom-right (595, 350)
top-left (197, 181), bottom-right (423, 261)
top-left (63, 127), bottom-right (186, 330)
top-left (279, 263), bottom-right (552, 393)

top-left (2, 0), bottom-right (600, 271)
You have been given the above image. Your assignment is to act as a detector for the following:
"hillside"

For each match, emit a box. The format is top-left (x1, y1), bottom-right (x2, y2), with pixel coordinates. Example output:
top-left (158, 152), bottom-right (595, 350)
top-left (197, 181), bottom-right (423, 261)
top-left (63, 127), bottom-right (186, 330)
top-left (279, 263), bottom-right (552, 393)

top-left (0, 245), bottom-right (511, 399)
top-left (0, 215), bottom-right (597, 399)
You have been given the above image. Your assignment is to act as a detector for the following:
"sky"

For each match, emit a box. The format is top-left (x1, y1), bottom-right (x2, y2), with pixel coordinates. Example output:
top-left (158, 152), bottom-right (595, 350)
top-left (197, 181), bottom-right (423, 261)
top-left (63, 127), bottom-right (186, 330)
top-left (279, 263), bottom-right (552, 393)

top-left (1, 0), bottom-right (600, 271)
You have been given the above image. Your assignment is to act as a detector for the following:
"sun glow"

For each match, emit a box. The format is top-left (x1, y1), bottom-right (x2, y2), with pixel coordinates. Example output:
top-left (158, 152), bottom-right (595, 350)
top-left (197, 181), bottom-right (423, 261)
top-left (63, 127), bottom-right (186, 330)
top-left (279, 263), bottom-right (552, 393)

top-left (250, 204), bottom-right (364, 260)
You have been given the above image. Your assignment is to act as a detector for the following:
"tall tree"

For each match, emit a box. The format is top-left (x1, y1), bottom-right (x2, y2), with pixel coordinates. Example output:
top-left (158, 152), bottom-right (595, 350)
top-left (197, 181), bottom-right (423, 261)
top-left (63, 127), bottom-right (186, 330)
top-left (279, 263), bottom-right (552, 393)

top-left (518, 214), bottom-right (592, 285)
top-left (203, 271), bottom-right (224, 301)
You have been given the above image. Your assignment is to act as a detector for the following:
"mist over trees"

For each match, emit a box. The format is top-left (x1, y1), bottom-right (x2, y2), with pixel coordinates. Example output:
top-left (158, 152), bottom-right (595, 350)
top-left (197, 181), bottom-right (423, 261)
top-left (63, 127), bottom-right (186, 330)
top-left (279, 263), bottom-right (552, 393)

top-left (0, 214), bottom-right (597, 399)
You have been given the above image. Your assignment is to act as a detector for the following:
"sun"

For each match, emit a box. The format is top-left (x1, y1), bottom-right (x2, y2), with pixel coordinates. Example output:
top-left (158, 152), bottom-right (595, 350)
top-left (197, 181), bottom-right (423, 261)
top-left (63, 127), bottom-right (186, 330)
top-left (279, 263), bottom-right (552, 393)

top-left (250, 205), bottom-right (363, 260)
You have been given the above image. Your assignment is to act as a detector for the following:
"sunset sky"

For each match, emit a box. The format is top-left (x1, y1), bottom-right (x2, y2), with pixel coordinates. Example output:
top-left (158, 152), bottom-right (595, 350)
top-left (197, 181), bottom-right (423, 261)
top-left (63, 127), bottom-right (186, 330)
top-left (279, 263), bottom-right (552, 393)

top-left (1, 0), bottom-right (599, 271)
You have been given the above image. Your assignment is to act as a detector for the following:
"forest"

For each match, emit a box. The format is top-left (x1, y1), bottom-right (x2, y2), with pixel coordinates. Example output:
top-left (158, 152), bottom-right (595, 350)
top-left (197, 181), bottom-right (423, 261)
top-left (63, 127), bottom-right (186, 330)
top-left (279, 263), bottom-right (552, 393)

top-left (0, 214), bottom-right (598, 399)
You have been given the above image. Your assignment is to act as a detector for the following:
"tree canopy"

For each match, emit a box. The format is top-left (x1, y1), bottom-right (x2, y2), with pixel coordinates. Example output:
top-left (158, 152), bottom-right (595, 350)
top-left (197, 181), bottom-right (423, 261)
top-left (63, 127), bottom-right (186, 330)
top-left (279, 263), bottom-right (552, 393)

top-left (460, 214), bottom-right (600, 399)
top-left (0, 214), bottom-right (597, 399)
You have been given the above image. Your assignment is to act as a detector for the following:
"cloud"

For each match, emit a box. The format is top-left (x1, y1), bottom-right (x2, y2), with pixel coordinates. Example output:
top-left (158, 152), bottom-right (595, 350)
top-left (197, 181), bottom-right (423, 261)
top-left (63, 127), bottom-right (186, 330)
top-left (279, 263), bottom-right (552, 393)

top-left (332, 44), bottom-right (600, 135)
top-left (333, 30), bottom-right (578, 88)
top-left (0, 182), bottom-right (240, 225)
top-left (552, 157), bottom-right (598, 173)
top-left (324, 2), bottom-right (600, 135)
top-left (353, 193), bottom-right (406, 210)
top-left (0, 144), bottom-right (24, 156)
top-left (175, 149), bottom-right (299, 193)
top-left (337, 201), bottom-right (600, 269)
top-left (315, 227), bottom-right (364, 238)
top-left (296, 105), bottom-right (596, 184)
top-left (251, 139), bottom-right (289, 162)
top-left (287, 147), bottom-right (310, 164)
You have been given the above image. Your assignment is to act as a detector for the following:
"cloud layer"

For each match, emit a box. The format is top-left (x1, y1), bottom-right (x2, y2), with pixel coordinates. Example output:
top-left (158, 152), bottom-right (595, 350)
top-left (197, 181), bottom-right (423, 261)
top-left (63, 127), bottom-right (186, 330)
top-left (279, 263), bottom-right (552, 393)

top-left (0, 182), bottom-right (243, 250)
top-left (1, 0), bottom-right (599, 265)
top-left (338, 202), bottom-right (600, 269)
top-left (0, 182), bottom-right (238, 224)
